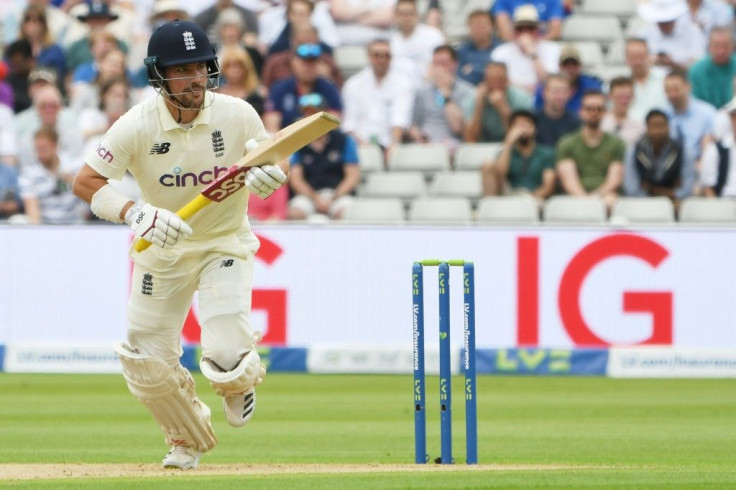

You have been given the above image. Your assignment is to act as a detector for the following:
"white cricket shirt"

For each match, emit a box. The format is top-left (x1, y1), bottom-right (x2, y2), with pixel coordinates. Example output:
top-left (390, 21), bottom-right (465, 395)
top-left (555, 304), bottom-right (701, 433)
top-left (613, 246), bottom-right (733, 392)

top-left (85, 91), bottom-right (268, 241)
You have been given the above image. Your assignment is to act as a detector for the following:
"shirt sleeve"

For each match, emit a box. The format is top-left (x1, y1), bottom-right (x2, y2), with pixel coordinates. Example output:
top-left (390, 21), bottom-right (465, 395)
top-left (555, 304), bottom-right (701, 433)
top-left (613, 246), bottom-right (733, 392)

top-left (544, 0), bottom-right (565, 20)
top-left (556, 135), bottom-right (573, 163)
top-left (623, 145), bottom-right (645, 196)
top-left (84, 111), bottom-right (135, 181)
top-left (699, 143), bottom-right (719, 188)
top-left (290, 151), bottom-right (301, 166)
top-left (341, 79), bottom-right (359, 134)
top-left (491, 0), bottom-right (511, 15)
top-left (343, 134), bottom-right (359, 164)
top-left (611, 137), bottom-right (626, 162)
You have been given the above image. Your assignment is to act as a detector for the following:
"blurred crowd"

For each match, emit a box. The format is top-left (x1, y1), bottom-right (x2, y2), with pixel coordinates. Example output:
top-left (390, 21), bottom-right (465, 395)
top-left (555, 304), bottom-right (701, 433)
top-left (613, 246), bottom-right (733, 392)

top-left (1, 0), bottom-right (736, 224)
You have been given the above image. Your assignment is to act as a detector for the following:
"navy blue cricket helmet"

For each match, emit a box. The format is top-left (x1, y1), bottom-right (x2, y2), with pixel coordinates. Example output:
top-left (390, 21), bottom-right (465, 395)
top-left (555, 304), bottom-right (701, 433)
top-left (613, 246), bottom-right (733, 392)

top-left (144, 20), bottom-right (219, 90)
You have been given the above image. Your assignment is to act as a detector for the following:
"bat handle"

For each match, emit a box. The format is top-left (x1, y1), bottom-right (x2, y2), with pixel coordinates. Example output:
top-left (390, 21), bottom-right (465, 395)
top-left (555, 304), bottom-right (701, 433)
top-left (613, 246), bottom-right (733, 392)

top-left (133, 195), bottom-right (214, 253)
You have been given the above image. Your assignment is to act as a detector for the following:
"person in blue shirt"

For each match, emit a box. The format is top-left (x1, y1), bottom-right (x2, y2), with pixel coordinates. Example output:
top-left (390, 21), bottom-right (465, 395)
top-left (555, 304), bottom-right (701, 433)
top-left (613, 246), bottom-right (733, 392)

top-left (287, 93), bottom-right (360, 221)
top-left (264, 43), bottom-right (342, 132)
top-left (456, 9), bottom-right (501, 85)
top-left (492, 0), bottom-right (565, 41)
top-left (534, 45), bottom-right (602, 113)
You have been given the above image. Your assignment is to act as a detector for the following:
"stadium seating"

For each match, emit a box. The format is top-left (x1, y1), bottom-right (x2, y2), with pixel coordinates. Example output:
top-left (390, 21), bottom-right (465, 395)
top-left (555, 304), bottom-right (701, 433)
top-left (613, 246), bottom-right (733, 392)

top-left (475, 195), bottom-right (540, 224)
top-left (360, 172), bottom-right (427, 204)
top-left (679, 197), bottom-right (736, 224)
top-left (342, 198), bottom-right (406, 224)
top-left (408, 197), bottom-right (473, 225)
top-left (388, 143), bottom-right (451, 175)
top-left (454, 143), bottom-right (502, 171)
top-left (357, 144), bottom-right (384, 178)
top-left (561, 15), bottom-right (623, 48)
top-left (429, 171), bottom-right (483, 201)
top-left (572, 41), bottom-right (604, 70)
top-left (543, 196), bottom-right (608, 224)
top-left (580, 0), bottom-right (639, 19)
top-left (334, 45), bottom-right (369, 79)
top-left (611, 197), bottom-right (676, 224)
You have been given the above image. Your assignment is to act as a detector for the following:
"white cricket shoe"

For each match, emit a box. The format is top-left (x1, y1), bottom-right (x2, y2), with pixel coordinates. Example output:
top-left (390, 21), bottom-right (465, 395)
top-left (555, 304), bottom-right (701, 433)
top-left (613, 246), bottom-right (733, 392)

top-left (223, 388), bottom-right (256, 427)
top-left (162, 445), bottom-right (202, 470)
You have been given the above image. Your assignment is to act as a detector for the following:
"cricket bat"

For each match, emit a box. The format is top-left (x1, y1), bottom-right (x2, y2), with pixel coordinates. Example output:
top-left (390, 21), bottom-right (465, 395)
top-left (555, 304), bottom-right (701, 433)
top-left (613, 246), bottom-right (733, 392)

top-left (134, 111), bottom-right (340, 252)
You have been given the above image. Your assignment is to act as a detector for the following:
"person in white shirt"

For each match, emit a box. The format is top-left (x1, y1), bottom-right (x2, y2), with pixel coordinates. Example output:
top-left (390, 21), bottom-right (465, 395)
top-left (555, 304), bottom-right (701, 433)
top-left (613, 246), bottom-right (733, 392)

top-left (342, 39), bottom-right (413, 153)
top-left (490, 4), bottom-right (560, 95)
top-left (389, 0), bottom-right (445, 85)
top-left (637, 0), bottom-right (706, 71)
top-left (329, 0), bottom-right (397, 46)
top-left (72, 20), bottom-right (287, 471)
top-left (625, 38), bottom-right (669, 122)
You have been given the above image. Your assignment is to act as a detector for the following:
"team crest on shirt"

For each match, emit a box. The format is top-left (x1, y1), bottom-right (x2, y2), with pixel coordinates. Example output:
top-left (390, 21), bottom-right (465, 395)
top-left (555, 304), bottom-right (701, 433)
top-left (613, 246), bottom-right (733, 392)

top-left (183, 31), bottom-right (196, 51)
top-left (211, 130), bottom-right (224, 157)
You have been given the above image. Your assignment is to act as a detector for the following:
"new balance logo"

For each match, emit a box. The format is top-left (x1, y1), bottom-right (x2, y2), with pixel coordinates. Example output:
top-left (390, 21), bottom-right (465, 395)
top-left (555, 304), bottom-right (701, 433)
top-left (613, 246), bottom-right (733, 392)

top-left (149, 143), bottom-right (171, 155)
top-left (220, 259), bottom-right (234, 268)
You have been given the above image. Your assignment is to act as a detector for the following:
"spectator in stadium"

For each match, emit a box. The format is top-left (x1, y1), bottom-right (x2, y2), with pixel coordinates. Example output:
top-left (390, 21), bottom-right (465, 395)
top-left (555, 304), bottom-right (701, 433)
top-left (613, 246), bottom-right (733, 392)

top-left (390, 0), bottom-right (445, 85)
top-left (601, 77), bottom-right (645, 148)
top-left (148, 0), bottom-right (189, 28)
top-left (425, 0), bottom-right (442, 29)
top-left (0, 101), bottom-right (17, 168)
top-left (217, 45), bottom-right (265, 116)
top-left (0, 162), bottom-right (22, 220)
top-left (17, 4), bottom-right (67, 84)
top-left (626, 38), bottom-right (669, 122)
top-left (490, 4), bottom-right (560, 95)
top-left (533, 45), bottom-right (601, 114)
top-left (287, 93), bottom-right (360, 221)
top-left (258, 0), bottom-right (339, 53)
top-left (65, 2), bottom-right (127, 75)
top-left (686, 0), bottom-right (734, 36)
top-left (455, 9), bottom-right (501, 86)
top-left (637, 0), bottom-right (706, 71)
top-left (689, 27), bottom-right (736, 109)
top-left (18, 125), bottom-right (88, 224)
top-left (214, 7), bottom-right (265, 77)
top-left (535, 74), bottom-right (580, 147)
top-left (481, 109), bottom-right (556, 198)
top-left (70, 29), bottom-right (119, 84)
top-left (70, 49), bottom-right (129, 112)
top-left (624, 109), bottom-right (695, 202)
top-left (406, 44), bottom-right (474, 151)
top-left (0, 61), bottom-right (13, 110)
top-left (664, 68), bottom-right (716, 162)
top-left (4, 40), bottom-right (35, 113)
top-left (261, 24), bottom-right (343, 89)
top-left (263, 43), bottom-right (342, 132)
top-left (341, 39), bottom-right (413, 153)
top-left (267, 0), bottom-right (335, 57)
top-left (556, 90), bottom-right (626, 210)
top-left (16, 84), bottom-right (82, 168)
top-left (329, 0), bottom-right (396, 46)
top-left (194, 0), bottom-right (259, 48)
top-left (701, 99), bottom-right (736, 197)
top-left (78, 77), bottom-right (130, 146)
top-left (464, 62), bottom-right (533, 143)
top-left (247, 181), bottom-right (288, 221)
top-left (492, 0), bottom-right (564, 41)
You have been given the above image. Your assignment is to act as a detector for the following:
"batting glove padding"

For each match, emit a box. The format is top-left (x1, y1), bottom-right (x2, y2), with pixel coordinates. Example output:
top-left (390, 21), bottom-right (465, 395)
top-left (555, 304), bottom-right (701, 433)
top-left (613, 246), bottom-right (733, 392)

top-left (125, 202), bottom-right (193, 248)
top-left (246, 165), bottom-right (287, 199)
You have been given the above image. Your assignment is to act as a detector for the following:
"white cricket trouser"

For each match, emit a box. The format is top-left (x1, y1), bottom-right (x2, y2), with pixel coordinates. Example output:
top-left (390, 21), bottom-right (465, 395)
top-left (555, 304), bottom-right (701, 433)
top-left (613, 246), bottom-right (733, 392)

top-left (126, 234), bottom-right (258, 371)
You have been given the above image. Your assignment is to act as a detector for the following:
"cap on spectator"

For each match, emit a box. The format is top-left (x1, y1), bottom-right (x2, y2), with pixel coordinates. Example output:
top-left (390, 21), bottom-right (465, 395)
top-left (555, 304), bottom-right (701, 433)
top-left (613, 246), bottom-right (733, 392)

top-left (215, 7), bottom-right (244, 30)
top-left (559, 45), bottom-right (581, 64)
top-left (28, 67), bottom-right (58, 85)
top-left (77, 2), bottom-right (119, 22)
top-left (637, 0), bottom-right (687, 23)
top-left (513, 4), bottom-right (539, 26)
top-left (299, 93), bottom-right (326, 111)
top-left (150, 0), bottom-right (188, 23)
top-left (295, 43), bottom-right (322, 60)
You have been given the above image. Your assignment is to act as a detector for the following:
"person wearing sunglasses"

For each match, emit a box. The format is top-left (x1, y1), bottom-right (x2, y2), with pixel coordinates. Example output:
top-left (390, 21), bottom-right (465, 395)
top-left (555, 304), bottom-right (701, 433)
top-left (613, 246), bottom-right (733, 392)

top-left (556, 90), bottom-right (626, 211)
top-left (492, 0), bottom-right (564, 42)
top-left (490, 4), bottom-right (560, 95)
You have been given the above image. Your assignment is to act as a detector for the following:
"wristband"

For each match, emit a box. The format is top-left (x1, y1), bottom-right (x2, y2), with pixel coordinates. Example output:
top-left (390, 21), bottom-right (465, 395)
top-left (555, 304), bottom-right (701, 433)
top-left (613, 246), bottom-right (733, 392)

top-left (90, 184), bottom-right (134, 223)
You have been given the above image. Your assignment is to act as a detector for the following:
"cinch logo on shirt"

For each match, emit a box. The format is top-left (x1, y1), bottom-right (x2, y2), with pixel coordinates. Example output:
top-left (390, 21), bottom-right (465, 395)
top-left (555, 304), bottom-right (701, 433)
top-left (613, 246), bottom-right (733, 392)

top-left (159, 165), bottom-right (232, 187)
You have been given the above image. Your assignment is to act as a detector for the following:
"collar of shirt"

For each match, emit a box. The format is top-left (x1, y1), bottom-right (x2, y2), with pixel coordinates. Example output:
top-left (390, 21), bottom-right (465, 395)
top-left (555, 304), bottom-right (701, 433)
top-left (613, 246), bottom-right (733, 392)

top-left (156, 91), bottom-right (213, 131)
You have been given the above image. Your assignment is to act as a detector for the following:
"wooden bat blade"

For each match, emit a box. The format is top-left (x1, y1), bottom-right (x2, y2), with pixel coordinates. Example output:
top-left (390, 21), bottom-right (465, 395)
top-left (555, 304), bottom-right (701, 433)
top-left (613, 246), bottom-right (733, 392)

top-left (134, 111), bottom-right (340, 252)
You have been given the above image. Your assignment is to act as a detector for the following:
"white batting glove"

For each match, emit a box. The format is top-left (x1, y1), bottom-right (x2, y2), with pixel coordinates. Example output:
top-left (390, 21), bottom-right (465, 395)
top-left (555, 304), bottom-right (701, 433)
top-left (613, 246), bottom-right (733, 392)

top-left (246, 165), bottom-right (287, 199)
top-left (124, 202), bottom-right (193, 248)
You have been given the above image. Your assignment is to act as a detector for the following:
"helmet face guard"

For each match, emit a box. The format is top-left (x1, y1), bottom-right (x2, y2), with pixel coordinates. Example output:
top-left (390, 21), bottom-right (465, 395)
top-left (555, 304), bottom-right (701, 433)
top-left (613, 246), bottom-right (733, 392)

top-left (145, 20), bottom-right (220, 110)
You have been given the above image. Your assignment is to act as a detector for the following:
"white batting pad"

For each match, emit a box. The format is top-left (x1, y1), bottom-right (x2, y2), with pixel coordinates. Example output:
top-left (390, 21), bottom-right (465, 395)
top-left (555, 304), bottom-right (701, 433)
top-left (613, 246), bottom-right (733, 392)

top-left (200, 349), bottom-right (266, 396)
top-left (115, 343), bottom-right (217, 452)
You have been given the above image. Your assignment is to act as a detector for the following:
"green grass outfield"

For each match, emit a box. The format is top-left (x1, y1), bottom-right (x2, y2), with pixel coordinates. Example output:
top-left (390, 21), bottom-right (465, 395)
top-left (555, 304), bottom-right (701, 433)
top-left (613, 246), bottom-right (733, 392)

top-left (1, 374), bottom-right (736, 488)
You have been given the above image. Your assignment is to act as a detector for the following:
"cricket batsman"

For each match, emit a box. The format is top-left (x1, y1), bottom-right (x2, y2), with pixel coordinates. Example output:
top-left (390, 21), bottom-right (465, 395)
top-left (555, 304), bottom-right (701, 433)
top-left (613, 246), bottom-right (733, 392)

top-left (72, 20), bottom-right (287, 469)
